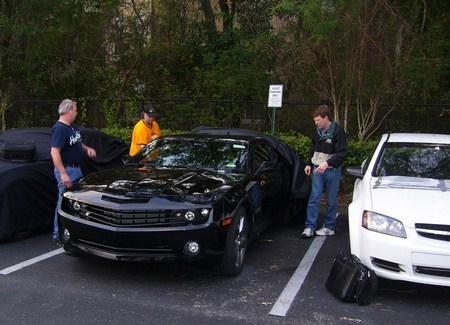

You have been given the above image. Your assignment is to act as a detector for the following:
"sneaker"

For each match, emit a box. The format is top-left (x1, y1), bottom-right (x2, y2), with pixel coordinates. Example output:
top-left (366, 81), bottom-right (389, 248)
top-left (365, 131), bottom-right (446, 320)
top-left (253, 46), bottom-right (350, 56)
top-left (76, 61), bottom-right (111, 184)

top-left (315, 227), bottom-right (335, 236)
top-left (301, 228), bottom-right (314, 239)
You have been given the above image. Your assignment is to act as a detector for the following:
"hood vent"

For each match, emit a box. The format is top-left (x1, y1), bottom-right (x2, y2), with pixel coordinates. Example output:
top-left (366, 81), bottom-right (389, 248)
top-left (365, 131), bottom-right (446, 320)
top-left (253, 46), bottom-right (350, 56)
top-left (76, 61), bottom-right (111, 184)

top-left (101, 195), bottom-right (149, 204)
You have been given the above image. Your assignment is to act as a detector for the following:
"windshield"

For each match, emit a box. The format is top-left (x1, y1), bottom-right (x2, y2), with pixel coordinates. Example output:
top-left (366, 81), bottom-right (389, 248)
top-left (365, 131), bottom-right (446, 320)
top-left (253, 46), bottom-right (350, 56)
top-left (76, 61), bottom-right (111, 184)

top-left (374, 143), bottom-right (450, 179)
top-left (130, 137), bottom-right (249, 174)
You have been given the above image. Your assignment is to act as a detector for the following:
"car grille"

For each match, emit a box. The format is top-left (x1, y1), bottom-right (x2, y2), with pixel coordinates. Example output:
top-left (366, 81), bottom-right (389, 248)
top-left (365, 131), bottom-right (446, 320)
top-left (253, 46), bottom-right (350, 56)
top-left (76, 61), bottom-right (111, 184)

top-left (77, 203), bottom-right (186, 227)
top-left (415, 223), bottom-right (450, 242)
top-left (76, 238), bottom-right (176, 258)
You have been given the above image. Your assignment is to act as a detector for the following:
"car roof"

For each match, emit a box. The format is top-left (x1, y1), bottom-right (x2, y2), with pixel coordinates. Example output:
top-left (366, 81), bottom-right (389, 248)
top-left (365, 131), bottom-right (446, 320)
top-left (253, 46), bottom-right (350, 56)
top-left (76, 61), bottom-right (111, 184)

top-left (383, 133), bottom-right (450, 144)
top-left (164, 133), bottom-right (257, 142)
top-left (189, 126), bottom-right (269, 140)
top-left (157, 127), bottom-right (274, 142)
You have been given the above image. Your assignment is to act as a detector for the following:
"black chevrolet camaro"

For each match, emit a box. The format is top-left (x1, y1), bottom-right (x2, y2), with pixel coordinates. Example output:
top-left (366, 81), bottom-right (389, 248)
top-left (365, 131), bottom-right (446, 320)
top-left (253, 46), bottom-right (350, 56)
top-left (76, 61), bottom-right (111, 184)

top-left (58, 127), bottom-right (309, 276)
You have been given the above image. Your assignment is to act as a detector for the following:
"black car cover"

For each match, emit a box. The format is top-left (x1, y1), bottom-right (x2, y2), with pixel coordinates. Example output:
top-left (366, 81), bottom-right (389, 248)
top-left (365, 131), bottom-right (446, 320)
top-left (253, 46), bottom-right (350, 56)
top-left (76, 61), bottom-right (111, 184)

top-left (0, 127), bottom-right (129, 240)
top-left (189, 126), bottom-right (310, 200)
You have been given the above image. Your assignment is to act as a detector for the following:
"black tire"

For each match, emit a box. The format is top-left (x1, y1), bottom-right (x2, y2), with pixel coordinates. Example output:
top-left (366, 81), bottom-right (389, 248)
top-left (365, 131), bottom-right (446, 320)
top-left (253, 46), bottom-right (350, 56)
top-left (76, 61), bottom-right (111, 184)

top-left (217, 207), bottom-right (249, 277)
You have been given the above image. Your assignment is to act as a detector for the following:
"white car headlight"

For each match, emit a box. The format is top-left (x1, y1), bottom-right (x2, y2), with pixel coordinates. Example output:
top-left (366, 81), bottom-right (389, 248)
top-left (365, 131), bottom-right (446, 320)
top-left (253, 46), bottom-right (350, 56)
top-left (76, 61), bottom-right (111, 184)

top-left (362, 210), bottom-right (407, 238)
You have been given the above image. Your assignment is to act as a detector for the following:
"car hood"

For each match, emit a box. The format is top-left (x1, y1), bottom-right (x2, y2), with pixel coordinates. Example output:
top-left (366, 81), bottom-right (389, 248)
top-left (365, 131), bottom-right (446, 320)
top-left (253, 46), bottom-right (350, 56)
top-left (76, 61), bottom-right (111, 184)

top-left (78, 166), bottom-right (242, 198)
top-left (370, 176), bottom-right (450, 226)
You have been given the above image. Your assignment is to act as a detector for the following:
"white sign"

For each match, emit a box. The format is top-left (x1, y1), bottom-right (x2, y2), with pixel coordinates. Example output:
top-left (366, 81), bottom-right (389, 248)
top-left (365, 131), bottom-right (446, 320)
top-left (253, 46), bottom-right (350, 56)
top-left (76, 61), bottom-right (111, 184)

top-left (268, 84), bottom-right (283, 107)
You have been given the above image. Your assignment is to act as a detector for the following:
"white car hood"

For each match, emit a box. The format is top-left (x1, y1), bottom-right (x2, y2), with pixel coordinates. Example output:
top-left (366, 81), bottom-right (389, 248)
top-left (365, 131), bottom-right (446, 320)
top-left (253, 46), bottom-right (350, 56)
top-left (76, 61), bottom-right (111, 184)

top-left (369, 176), bottom-right (450, 227)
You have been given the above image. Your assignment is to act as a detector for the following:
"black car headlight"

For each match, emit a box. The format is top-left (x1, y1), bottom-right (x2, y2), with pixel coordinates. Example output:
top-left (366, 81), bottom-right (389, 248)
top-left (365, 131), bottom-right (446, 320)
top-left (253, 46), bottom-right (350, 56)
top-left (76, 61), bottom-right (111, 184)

top-left (362, 210), bottom-right (407, 238)
top-left (61, 197), bottom-right (85, 215)
top-left (171, 208), bottom-right (210, 224)
top-left (72, 201), bottom-right (81, 211)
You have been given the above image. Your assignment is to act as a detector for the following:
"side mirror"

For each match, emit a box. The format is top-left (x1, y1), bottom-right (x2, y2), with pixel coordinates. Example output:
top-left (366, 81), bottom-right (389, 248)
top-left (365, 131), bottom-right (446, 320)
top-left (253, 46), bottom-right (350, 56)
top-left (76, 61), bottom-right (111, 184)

top-left (345, 158), bottom-right (368, 179)
top-left (345, 166), bottom-right (364, 179)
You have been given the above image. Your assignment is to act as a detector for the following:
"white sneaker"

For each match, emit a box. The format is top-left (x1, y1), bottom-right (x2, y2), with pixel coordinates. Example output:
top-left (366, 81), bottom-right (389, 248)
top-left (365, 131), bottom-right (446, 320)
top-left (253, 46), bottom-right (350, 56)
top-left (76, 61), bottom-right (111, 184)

top-left (315, 227), bottom-right (335, 236)
top-left (301, 228), bottom-right (314, 238)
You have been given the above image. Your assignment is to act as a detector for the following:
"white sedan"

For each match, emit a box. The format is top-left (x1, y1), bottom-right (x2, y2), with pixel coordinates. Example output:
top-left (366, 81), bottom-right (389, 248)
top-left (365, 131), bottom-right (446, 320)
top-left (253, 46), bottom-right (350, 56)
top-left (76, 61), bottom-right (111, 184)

top-left (346, 133), bottom-right (450, 287)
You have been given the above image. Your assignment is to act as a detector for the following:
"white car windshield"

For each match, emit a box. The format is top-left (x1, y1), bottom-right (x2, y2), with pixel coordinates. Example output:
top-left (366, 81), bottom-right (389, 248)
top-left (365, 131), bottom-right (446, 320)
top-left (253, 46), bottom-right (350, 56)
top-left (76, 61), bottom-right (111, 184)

top-left (375, 143), bottom-right (450, 179)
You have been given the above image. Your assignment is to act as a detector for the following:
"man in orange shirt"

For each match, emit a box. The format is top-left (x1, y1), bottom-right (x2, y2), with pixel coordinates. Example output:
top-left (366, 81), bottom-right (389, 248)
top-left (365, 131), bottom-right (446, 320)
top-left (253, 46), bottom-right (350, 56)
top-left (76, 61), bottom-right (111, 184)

top-left (129, 104), bottom-right (161, 155)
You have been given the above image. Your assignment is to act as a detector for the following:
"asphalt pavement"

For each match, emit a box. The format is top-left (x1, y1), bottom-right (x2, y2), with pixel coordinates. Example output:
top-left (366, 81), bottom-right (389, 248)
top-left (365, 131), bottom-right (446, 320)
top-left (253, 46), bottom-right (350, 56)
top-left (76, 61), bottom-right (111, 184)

top-left (0, 210), bottom-right (449, 325)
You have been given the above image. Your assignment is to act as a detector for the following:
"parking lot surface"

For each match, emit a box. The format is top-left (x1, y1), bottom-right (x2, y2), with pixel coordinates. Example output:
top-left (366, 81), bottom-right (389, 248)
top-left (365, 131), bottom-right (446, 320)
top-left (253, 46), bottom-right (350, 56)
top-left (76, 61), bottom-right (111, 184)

top-left (1, 213), bottom-right (449, 325)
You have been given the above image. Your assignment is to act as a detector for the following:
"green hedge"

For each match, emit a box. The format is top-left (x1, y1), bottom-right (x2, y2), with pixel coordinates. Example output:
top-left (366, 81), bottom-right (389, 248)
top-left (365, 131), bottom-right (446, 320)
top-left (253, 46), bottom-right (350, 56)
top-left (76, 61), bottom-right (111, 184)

top-left (101, 127), bottom-right (185, 144)
top-left (101, 126), bottom-right (133, 144)
top-left (276, 131), bottom-right (377, 168)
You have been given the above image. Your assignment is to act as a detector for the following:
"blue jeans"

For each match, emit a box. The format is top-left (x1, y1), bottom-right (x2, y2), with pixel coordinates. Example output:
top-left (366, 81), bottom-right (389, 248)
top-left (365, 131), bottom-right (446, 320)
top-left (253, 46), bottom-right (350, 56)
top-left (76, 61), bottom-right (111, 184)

top-left (305, 166), bottom-right (342, 231)
top-left (53, 166), bottom-right (83, 239)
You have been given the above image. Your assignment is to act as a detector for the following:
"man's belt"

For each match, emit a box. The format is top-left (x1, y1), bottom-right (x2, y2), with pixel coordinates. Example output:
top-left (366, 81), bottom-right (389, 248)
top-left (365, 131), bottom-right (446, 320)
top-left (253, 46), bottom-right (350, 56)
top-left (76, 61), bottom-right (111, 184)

top-left (64, 162), bottom-right (80, 168)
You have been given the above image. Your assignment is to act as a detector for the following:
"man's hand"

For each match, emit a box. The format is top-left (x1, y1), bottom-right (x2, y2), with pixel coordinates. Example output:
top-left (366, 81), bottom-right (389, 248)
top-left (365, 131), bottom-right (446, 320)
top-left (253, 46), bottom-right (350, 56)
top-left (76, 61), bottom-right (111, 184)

top-left (61, 173), bottom-right (72, 188)
top-left (304, 165), bottom-right (311, 176)
top-left (314, 161), bottom-right (329, 174)
top-left (84, 146), bottom-right (96, 158)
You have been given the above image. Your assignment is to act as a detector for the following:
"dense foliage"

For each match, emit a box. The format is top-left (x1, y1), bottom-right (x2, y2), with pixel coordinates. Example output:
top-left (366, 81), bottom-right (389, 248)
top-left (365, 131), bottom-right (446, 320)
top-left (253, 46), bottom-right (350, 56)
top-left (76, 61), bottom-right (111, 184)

top-left (1, 0), bottom-right (448, 140)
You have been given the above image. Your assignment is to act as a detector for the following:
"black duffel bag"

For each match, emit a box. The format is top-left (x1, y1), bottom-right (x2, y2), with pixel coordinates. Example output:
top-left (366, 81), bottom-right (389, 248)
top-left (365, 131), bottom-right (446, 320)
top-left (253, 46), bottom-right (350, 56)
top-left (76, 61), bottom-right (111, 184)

top-left (325, 252), bottom-right (378, 305)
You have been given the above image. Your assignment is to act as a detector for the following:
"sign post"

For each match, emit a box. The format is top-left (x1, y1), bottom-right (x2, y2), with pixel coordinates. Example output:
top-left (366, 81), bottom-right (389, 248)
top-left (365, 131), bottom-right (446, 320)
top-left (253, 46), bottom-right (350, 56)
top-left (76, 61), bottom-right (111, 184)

top-left (267, 85), bottom-right (283, 135)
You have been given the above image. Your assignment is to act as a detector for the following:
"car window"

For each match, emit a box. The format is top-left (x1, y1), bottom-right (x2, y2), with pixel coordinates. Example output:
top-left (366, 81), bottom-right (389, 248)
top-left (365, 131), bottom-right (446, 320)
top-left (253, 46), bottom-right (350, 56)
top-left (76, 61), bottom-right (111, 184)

top-left (135, 138), bottom-right (249, 173)
top-left (374, 143), bottom-right (450, 179)
top-left (252, 140), bottom-right (271, 171)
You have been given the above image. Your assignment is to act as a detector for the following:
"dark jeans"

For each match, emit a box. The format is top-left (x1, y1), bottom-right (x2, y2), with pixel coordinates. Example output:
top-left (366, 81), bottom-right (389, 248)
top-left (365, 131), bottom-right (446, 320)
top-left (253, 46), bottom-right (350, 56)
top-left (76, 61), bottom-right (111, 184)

top-left (305, 166), bottom-right (342, 231)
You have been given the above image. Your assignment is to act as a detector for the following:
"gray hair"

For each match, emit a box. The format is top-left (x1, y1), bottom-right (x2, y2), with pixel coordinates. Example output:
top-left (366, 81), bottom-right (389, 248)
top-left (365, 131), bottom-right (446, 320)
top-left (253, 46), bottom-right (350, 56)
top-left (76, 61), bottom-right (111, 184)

top-left (58, 99), bottom-right (76, 115)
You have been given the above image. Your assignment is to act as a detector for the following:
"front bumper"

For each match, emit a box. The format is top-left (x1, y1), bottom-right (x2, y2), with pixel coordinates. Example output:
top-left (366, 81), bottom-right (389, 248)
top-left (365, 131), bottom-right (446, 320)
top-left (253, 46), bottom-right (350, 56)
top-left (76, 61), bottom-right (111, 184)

top-left (59, 210), bottom-right (225, 262)
top-left (349, 219), bottom-right (450, 287)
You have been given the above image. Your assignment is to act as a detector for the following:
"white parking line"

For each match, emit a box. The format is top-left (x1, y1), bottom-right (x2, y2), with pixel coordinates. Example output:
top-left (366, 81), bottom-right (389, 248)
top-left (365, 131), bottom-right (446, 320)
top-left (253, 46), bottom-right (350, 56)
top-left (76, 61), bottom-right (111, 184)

top-left (269, 235), bottom-right (327, 317)
top-left (0, 248), bottom-right (64, 275)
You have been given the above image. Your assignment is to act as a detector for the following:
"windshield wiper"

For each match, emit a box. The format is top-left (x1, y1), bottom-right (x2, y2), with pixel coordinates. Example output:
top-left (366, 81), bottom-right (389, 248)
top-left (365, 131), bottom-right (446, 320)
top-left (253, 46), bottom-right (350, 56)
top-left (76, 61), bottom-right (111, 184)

top-left (124, 162), bottom-right (145, 167)
top-left (199, 167), bottom-right (218, 173)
